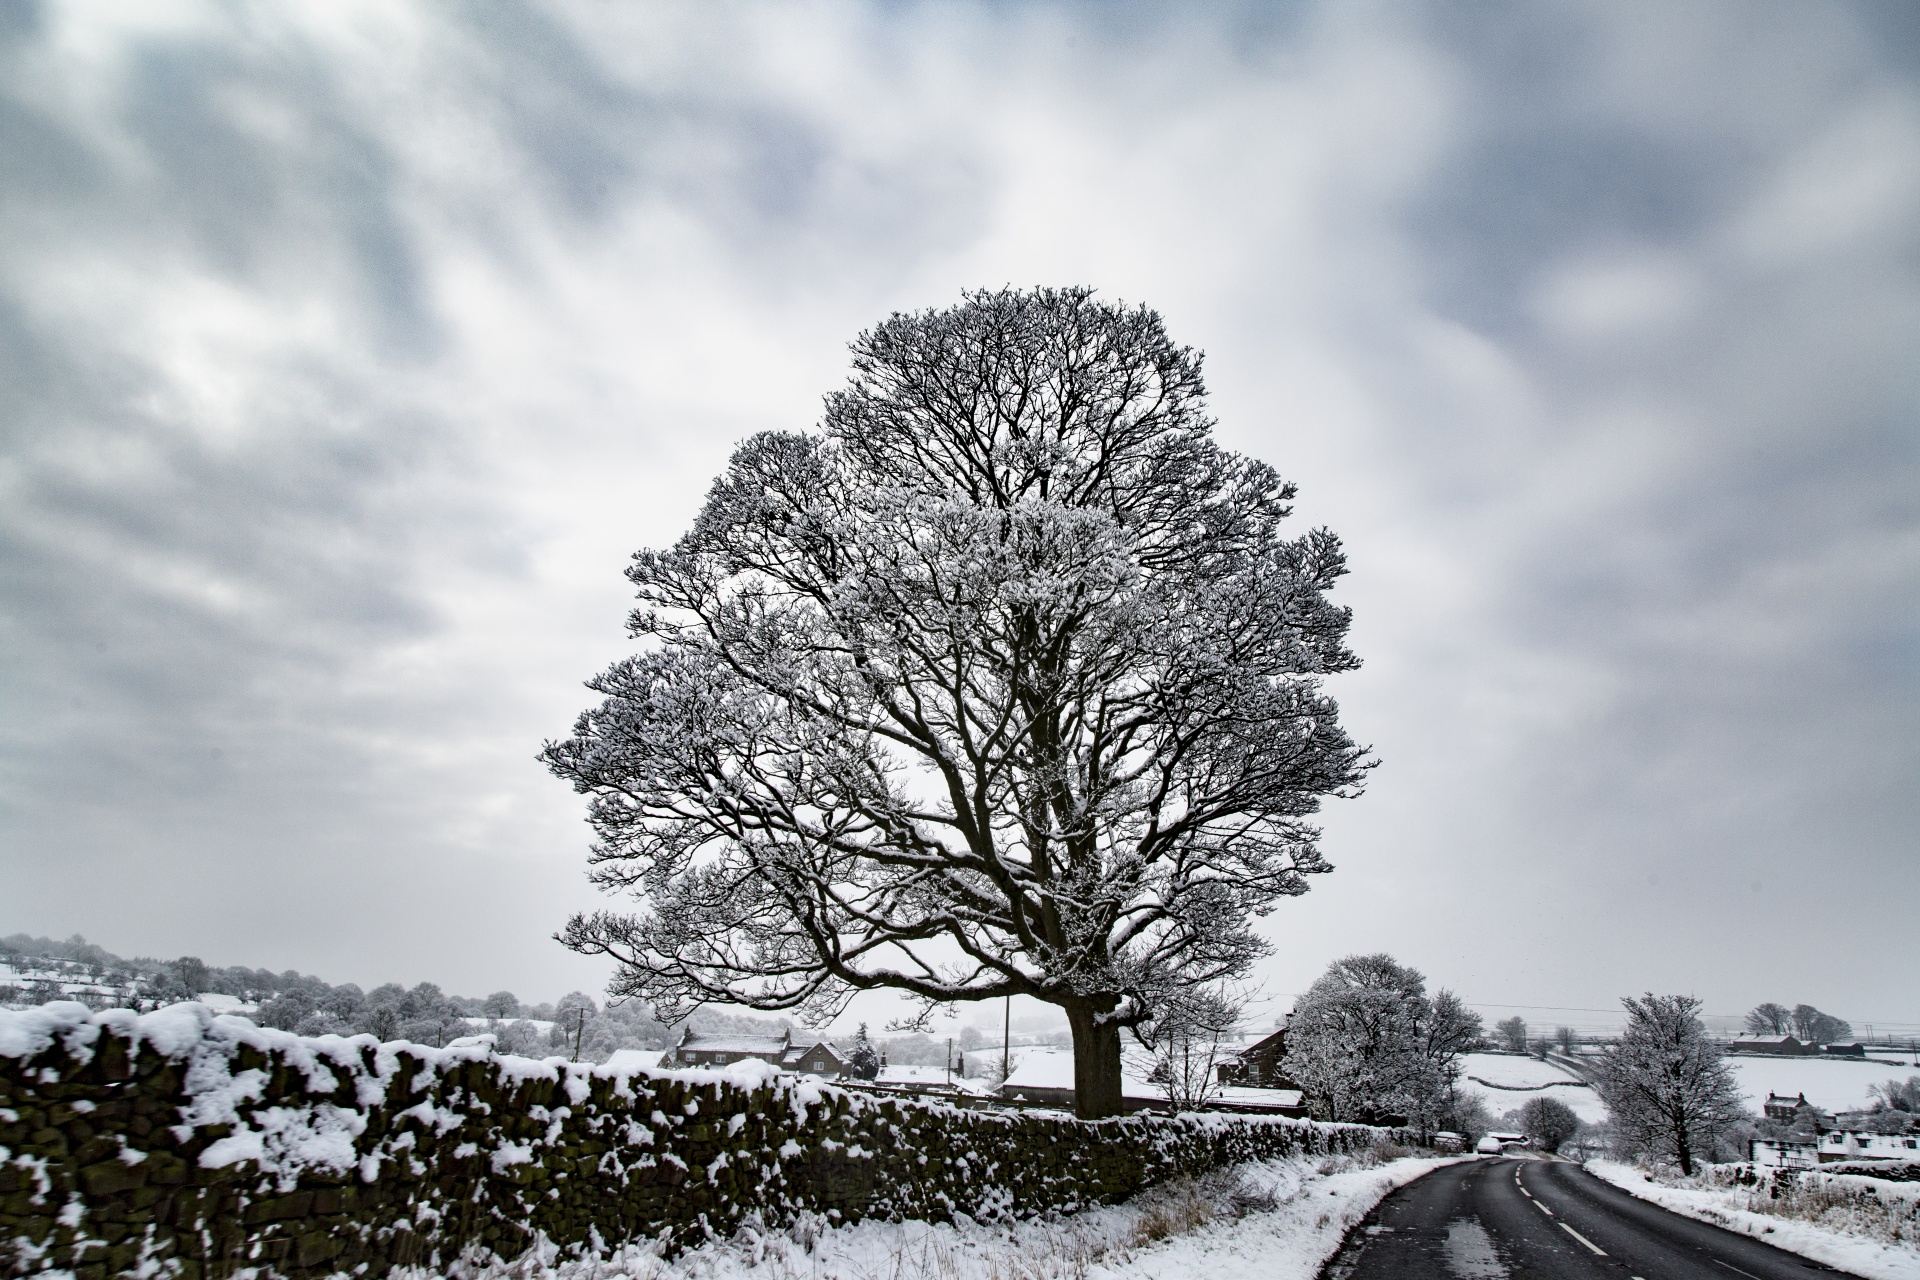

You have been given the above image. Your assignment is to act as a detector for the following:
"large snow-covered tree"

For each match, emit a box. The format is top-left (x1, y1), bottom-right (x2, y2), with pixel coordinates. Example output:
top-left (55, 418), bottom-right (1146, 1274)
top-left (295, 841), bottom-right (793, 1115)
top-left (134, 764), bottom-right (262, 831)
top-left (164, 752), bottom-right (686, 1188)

top-left (1595, 993), bottom-right (1747, 1174)
top-left (542, 286), bottom-right (1371, 1118)
top-left (1280, 953), bottom-right (1481, 1127)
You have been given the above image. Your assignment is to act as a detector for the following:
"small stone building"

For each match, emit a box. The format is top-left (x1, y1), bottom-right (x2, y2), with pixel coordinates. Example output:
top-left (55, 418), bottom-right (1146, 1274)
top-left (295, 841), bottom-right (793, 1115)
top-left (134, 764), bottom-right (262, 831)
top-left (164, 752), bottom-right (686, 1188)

top-left (1216, 1026), bottom-right (1297, 1090)
top-left (667, 1028), bottom-right (846, 1077)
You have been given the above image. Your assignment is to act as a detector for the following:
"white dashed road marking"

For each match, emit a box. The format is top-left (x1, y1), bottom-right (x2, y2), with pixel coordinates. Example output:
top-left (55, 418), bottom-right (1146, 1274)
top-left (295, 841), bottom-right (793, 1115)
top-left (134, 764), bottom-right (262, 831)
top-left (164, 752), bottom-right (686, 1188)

top-left (1560, 1223), bottom-right (1607, 1256)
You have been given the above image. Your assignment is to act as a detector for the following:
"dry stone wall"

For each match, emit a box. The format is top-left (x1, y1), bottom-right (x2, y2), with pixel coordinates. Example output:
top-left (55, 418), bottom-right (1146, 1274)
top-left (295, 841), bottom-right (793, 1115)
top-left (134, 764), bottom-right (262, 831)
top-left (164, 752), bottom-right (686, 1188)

top-left (1, 1003), bottom-right (1393, 1279)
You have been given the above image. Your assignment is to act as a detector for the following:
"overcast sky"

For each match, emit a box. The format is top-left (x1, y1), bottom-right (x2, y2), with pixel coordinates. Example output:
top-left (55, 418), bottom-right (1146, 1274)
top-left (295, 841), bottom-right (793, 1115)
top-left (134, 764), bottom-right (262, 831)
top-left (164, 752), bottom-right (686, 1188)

top-left (3, 0), bottom-right (1915, 1038)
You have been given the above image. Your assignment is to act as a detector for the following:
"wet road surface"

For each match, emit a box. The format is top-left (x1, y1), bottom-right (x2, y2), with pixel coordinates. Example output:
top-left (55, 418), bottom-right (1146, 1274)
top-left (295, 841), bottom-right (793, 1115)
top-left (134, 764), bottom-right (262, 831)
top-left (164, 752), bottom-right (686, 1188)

top-left (1322, 1157), bottom-right (1846, 1279)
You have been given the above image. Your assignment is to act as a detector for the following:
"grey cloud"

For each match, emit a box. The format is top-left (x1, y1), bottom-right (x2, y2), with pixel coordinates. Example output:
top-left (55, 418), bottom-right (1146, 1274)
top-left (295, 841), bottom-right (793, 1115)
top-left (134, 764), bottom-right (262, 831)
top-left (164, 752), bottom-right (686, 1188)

top-left (0, 0), bottom-right (1912, 1026)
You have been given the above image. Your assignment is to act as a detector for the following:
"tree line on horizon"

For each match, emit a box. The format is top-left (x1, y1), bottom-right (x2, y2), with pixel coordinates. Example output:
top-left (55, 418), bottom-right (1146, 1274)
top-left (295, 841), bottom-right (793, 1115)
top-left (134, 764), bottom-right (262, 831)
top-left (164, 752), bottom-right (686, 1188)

top-left (0, 932), bottom-right (1025, 1070)
top-left (1743, 1001), bottom-right (1854, 1045)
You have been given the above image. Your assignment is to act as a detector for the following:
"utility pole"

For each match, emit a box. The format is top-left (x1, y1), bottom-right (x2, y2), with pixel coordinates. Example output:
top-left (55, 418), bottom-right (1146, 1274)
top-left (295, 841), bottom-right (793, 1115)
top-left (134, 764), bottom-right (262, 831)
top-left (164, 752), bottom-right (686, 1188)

top-left (945, 1036), bottom-right (953, 1087)
top-left (571, 1007), bottom-right (586, 1062)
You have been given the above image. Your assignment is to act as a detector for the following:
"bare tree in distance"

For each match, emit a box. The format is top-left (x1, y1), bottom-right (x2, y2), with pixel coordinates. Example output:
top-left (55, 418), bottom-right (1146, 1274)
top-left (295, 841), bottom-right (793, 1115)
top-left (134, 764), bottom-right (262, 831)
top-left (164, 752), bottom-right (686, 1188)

top-left (1495, 1016), bottom-right (1528, 1054)
top-left (1554, 1026), bottom-right (1577, 1055)
top-left (1595, 993), bottom-right (1747, 1175)
top-left (543, 287), bottom-right (1373, 1118)
top-left (1790, 1004), bottom-right (1853, 1046)
top-left (1745, 1002), bottom-right (1793, 1036)
top-left (1143, 984), bottom-right (1242, 1112)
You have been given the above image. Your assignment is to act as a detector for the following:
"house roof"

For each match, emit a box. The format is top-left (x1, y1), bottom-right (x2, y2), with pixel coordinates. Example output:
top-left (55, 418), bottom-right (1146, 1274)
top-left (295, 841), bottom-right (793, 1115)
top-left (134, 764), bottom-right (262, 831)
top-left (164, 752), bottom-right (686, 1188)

top-left (676, 1031), bottom-right (789, 1055)
top-left (780, 1041), bottom-right (844, 1065)
top-left (874, 1065), bottom-right (992, 1095)
top-left (1231, 1028), bottom-right (1288, 1058)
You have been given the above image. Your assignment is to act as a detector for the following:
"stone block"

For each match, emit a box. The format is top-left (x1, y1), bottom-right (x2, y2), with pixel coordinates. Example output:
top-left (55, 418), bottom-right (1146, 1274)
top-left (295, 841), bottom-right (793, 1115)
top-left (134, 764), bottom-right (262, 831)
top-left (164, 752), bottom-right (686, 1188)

top-left (245, 1190), bottom-right (316, 1224)
top-left (80, 1159), bottom-right (148, 1196)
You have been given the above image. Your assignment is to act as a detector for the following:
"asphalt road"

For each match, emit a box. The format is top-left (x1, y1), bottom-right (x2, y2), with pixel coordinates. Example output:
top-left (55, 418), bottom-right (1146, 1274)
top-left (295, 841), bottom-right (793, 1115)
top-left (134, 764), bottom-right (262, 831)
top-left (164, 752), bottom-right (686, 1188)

top-left (1321, 1157), bottom-right (1847, 1279)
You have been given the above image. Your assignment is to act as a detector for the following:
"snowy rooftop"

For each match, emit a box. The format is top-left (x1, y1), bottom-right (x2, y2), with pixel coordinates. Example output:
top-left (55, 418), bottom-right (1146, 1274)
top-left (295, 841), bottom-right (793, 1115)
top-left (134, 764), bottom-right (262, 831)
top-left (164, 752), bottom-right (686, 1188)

top-left (1214, 1085), bottom-right (1305, 1108)
top-left (677, 1032), bottom-right (788, 1054)
top-left (602, 1048), bottom-right (666, 1072)
top-left (874, 1064), bottom-right (991, 1095)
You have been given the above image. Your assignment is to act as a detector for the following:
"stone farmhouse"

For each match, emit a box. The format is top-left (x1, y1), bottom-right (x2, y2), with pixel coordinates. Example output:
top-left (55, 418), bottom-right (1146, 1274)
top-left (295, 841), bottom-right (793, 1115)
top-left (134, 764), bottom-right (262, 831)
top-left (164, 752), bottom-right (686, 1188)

top-left (664, 1027), bottom-right (848, 1077)
top-left (1728, 1035), bottom-right (1815, 1056)
top-left (1216, 1025), bottom-right (1297, 1090)
top-left (1764, 1091), bottom-right (1814, 1123)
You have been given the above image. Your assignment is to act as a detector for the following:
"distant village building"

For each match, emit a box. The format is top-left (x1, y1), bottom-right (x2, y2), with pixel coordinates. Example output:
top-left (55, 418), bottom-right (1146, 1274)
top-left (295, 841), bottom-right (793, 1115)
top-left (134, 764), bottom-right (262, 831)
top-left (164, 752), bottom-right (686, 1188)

top-left (1820, 1042), bottom-right (1867, 1058)
top-left (1817, 1130), bottom-right (1920, 1163)
top-left (1727, 1035), bottom-right (1814, 1057)
top-left (1764, 1092), bottom-right (1813, 1123)
top-left (666, 1028), bottom-right (847, 1077)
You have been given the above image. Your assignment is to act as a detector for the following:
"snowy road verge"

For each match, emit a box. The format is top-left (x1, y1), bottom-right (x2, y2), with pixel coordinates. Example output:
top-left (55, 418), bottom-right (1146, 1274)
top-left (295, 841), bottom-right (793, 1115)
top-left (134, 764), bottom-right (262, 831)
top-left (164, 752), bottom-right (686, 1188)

top-left (412, 1152), bottom-right (1465, 1280)
top-left (1586, 1159), bottom-right (1920, 1279)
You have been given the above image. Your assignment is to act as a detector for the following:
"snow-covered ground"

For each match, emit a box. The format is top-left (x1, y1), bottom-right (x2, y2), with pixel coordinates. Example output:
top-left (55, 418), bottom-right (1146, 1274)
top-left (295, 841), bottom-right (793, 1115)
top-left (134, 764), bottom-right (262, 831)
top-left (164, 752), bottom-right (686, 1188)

top-left (1458, 1053), bottom-right (1606, 1124)
top-left (1452, 1050), bottom-right (1919, 1129)
top-left (1723, 1056), bottom-right (1920, 1116)
top-left (404, 1152), bottom-right (1463, 1280)
top-left (999, 1047), bottom-right (1304, 1112)
top-left (1587, 1159), bottom-right (1920, 1280)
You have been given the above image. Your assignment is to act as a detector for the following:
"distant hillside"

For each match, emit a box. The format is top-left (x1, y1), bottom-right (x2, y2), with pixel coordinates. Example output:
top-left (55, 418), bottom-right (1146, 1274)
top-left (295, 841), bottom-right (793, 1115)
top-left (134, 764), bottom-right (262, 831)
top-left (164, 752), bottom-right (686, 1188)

top-left (0, 932), bottom-right (784, 1063)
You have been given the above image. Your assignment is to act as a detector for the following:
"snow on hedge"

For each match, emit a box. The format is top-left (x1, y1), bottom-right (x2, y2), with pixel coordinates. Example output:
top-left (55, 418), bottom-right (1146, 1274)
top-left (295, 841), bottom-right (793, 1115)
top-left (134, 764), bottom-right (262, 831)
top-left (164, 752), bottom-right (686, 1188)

top-left (2, 1001), bottom-right (1401, 1280)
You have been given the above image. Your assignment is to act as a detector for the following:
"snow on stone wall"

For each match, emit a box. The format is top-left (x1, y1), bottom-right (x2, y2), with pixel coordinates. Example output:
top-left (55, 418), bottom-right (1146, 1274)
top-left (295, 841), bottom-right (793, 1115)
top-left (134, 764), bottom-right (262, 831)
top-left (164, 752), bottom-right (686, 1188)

top-left (0, 1003), bottom-right (1398, 1279)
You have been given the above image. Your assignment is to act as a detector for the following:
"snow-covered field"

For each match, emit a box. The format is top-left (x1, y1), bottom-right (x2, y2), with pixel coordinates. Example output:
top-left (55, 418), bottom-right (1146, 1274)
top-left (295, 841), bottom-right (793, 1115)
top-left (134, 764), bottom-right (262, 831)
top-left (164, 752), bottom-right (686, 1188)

top-left (1458, 1053), bottom-right (1606, 1124)
top-left (1587, 1159), bottom-right (1920, 1280)
top-left (408, 1153), bottom-right (1464, 1280)
top-left (1723, 1056), bottom-right (1920, 1116)
top-left (1451, 1050), bottom-right (1919, 1129)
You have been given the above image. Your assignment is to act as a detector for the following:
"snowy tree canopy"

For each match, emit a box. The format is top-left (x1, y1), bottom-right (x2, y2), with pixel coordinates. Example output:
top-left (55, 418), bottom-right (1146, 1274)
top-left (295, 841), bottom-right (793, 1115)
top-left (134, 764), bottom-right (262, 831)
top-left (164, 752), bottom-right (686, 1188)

top-left (542, 286), bottom-right (1371, 1116)
top-left (1280, 953), bottom-right (1481, 1127)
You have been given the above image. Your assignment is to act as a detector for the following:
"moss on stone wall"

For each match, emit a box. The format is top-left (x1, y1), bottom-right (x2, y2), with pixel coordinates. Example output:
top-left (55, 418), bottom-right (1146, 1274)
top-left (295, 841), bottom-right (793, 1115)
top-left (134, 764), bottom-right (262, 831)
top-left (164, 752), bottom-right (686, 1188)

top-left (1, 1004), bottom-right (1393, 1279)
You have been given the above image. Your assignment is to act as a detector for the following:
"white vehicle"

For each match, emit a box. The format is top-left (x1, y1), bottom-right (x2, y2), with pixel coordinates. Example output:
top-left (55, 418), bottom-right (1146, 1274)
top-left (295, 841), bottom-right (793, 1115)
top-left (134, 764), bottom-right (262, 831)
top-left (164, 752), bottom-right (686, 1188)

top-left (1476, 1131), bottom-right (1531, 1154)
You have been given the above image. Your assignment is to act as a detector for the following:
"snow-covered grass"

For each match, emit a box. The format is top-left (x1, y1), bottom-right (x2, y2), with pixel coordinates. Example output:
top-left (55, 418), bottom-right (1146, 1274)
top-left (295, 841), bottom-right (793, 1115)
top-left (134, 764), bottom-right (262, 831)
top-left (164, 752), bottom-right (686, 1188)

top-left (410, 1149), bottom-right (1464, 1280)
top-left (1587, 1159), bottom-right (1920, 1280)
top-left (1457, 1053), bottom-right (1606, 1123)
top-left (1722, 1056), bottom-right (1920, 1117)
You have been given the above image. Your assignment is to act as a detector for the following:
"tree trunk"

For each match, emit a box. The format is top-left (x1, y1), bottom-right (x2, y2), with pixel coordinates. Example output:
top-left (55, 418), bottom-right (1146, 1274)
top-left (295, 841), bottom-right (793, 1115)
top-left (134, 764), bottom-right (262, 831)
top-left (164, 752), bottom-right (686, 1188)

top-left (1066, 999), bottom-right (1125, 1120)
top-left (1674, 1119), bottom-right (1695, 1176)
